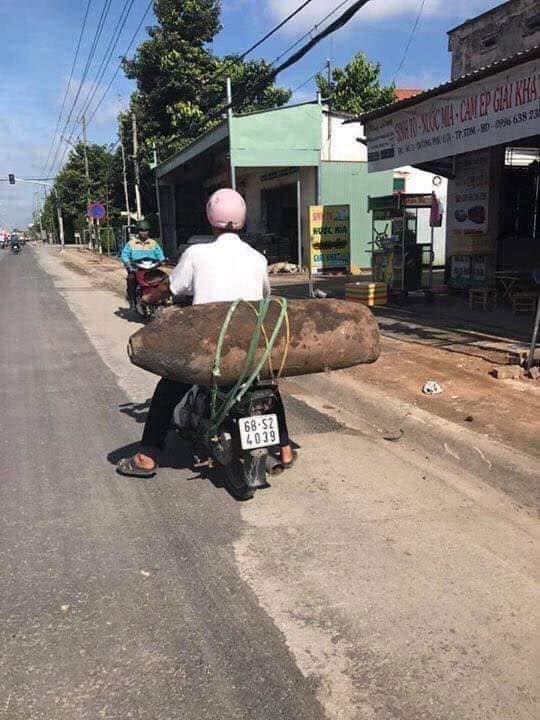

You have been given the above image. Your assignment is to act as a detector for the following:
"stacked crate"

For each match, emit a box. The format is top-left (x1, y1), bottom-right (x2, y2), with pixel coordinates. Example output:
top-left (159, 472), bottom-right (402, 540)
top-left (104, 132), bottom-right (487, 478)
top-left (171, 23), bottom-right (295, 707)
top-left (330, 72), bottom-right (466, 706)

top-left (345, 282), bottom-right (388, 307)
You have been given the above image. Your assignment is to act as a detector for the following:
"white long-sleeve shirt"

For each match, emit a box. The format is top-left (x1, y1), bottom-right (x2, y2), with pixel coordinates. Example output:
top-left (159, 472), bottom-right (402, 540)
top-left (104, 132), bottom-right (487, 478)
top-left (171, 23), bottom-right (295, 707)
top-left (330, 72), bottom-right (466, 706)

top-left (169, 233), bottom-right (270, 305)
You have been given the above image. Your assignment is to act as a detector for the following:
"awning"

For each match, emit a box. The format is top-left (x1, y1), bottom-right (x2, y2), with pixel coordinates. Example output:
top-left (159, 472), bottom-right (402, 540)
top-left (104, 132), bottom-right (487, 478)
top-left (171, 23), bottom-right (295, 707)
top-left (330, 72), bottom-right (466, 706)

top-left (347, 46), bottom-right (539, 173)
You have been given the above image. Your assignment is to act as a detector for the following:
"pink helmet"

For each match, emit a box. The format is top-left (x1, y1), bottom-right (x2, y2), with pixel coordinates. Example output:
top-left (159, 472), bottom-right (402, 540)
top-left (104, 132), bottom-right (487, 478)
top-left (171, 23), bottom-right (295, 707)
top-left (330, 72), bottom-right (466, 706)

top-left (206, 188), bottom-right (246, 231)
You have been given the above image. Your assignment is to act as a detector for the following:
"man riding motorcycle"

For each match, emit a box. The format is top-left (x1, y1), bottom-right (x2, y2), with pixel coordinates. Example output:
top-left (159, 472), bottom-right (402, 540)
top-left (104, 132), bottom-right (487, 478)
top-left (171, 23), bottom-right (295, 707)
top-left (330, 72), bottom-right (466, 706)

top-left (10, 234), bottom-right (21, 253)
top-left (121, 219), bottom-right (165, 310)
top-left (117, 188), bottom-right (295, 478)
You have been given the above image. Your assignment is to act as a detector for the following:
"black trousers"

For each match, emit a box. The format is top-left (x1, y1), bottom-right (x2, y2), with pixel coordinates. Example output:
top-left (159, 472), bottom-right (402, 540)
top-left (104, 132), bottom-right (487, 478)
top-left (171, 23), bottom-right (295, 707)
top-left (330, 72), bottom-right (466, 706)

top-left (141, 378), bottom-right (291, 459)
top-left (126, 271), bottom-right (137, 305)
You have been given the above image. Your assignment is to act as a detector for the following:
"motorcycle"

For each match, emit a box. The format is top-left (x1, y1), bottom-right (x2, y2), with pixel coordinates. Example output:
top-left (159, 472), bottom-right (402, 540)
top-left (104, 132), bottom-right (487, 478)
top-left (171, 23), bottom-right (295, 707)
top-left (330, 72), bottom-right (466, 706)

top-left (173, 380), bottom-right (284, 501)
top-left (11, 243), bottom-right (20, 254)
top-left (130, 257), bottom-right (170, 318)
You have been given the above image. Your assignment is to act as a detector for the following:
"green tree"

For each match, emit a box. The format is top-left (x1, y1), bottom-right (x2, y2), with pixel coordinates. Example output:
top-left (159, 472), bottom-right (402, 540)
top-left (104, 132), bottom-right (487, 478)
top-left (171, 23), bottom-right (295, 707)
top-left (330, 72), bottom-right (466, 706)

top-left (44, 1), bottom-right (292, 240)
top-left (122, 0), bottom-right (222, 156)
top-left (41, 143), bottom-right (123, 243)
top-left (317, 53), bottom-right (395, 115)
top-left (121, 0), bottom-right (291, 189)
top-left (215, 55), bottom-right (291, 115)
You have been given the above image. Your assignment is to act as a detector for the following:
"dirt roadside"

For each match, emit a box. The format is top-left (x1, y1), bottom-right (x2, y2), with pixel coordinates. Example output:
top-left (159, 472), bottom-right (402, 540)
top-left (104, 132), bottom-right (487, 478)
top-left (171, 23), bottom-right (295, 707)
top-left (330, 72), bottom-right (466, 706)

top-left (345, 337), bottom-right (540, 459)
top-left (53, 247), bottom-right (540, 460)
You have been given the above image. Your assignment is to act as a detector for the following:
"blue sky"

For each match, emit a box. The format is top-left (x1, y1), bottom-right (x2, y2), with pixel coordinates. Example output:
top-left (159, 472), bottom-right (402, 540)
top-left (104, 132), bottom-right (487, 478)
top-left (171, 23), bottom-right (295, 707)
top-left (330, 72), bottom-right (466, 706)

top-left (0, 0), bottom-right (503, 228)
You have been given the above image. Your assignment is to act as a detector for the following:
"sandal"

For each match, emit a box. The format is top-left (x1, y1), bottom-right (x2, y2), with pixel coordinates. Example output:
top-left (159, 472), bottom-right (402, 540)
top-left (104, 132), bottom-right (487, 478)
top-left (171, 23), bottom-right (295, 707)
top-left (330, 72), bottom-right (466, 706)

top-left (116, 455), bottom-right (157, 478)
top-left (281, 450), bottom-right (298, 469)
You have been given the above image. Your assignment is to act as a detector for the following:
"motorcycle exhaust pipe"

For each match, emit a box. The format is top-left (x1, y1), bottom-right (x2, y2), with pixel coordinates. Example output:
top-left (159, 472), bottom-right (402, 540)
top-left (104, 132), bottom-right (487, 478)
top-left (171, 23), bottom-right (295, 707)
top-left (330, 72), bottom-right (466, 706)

top-left (266, 455), bottom-right (284, 476)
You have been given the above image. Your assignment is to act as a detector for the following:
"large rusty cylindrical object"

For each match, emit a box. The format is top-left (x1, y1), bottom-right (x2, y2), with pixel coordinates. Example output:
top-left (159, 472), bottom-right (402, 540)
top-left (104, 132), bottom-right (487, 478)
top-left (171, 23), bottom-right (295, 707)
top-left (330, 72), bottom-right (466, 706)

top-left (128, 299), bottom-right (380, 386)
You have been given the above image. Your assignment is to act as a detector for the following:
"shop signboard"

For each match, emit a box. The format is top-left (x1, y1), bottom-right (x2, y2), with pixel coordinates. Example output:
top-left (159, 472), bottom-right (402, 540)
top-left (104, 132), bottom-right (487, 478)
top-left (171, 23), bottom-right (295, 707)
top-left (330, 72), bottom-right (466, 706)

top-left (309, 204), bottom-right (350, 274)
top-left (400, 193), bottom-right (433, 208)
top-left (449, 149), bottom-right (490, 234)
top-left (366, 58), bottom-right (539, 172)
top-left (446, 149), bottom-right (492, 270)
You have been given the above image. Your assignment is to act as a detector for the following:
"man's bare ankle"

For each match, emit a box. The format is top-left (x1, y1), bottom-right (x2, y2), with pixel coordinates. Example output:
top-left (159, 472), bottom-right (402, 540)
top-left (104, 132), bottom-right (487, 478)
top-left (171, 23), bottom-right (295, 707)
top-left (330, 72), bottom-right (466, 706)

top-left (135, 452), bottom-right (156, 469)
top-left (280, 445), bottom-right (293, 463)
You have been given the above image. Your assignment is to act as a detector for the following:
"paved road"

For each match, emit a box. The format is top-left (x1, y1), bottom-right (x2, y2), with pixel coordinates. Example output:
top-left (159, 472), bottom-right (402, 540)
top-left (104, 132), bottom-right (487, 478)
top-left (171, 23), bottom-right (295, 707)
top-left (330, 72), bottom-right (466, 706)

top-left (1, 247), bottom-right (538, 720)
top-left (0, 248), bottom-right (326, 719)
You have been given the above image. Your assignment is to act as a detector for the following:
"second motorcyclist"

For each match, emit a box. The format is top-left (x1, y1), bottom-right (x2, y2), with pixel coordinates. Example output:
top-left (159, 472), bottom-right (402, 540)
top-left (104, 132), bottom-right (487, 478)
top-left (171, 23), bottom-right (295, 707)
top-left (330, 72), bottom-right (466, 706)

top-left (121, 220), bottom-right (165, 310)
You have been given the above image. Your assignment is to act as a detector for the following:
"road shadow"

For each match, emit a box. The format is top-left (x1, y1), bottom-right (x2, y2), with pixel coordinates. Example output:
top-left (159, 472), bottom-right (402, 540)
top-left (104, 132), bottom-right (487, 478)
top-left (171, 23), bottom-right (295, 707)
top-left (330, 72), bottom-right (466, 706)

top-left (107, 434), bottom-right (226, 490)
top-left (114, 307), bottom-right (147, 324)
top-left (110, 400), bottom-right (300, 495)
top-left (108, 433), bottom-right (194, 471)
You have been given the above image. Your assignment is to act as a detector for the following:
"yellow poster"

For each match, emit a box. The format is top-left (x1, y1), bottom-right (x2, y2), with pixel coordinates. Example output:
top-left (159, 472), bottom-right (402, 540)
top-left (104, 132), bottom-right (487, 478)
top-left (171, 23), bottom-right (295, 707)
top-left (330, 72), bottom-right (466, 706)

top-left (309, 205), bottom-right (350, 274)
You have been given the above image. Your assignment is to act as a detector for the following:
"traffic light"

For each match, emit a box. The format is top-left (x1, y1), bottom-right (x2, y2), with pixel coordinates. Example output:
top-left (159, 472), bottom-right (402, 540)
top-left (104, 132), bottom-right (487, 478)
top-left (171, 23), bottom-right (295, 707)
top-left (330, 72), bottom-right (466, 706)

top-left (8, 174), bottom-right (15, 185)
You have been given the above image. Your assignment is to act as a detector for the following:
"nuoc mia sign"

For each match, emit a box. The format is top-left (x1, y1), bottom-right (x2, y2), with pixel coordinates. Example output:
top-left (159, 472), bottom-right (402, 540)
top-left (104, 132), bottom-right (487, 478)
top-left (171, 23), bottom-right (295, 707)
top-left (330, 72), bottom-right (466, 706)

top-left (366, 59), bottom-right (539, 172)
top-left (309, 205), bottom-right (350, 274)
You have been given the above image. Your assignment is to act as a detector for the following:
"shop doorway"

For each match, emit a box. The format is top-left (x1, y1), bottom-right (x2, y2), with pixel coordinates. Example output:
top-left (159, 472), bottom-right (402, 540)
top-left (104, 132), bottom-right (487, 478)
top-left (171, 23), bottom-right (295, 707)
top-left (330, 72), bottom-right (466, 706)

top-left (260, 183), bottom-right (298, 264)
top-left (498, 144), bottom-right (540, 270)
top-left (175, 183), bottom-right (208, 246)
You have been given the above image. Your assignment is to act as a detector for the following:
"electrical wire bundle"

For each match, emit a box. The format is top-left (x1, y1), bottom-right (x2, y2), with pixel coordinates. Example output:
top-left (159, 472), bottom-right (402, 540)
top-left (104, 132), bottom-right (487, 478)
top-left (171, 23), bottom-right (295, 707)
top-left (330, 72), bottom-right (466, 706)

top-left (44, 0), bottom-right (376, 178)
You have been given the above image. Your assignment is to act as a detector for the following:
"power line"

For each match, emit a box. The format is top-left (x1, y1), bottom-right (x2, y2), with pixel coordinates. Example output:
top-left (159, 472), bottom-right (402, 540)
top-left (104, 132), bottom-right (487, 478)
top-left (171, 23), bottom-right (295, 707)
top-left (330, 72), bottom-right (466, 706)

top-left (62, 0), bottom-right (114, 136)
top-left (47, 0), bottom-right (114, 176)
top-left (200, 0), bottom-right (372, 131)
top-left (77, 0), bottom-right (137, 123)
top-left (48, 0), bottom-right (114, 176)
top-left (291, 63), bottom-right (327, 94)
top-left (52, 0), bottom-right (369, 179)
top-left (201, 0), bottom-right (353, 118)
top-left (86, 1), bottom-right (153, 127)
top-left (273, 1), bottom-right (372, 85)
top-left (198, 0), bottom-right (353, 126)
top-left (392, 0), bottom-right (426, 82)
top-left (213, 0), bottom-right (315, 83)
top-left (273, 0), bottom-right (353, 67)
top-left (42, 0), bottom-right (93, 175)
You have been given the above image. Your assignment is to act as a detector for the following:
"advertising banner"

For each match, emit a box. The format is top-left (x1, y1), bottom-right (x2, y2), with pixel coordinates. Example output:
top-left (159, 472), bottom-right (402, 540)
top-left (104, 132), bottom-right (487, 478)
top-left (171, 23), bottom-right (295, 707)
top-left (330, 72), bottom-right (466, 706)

top-left (309, 205), bottom-right (350, 274)
top-left (446, 149), bottom-right (493, 261)
top-left (366, 58), bottom-right (539, 172)
top-left (449, 149), bottom-right (490, 233)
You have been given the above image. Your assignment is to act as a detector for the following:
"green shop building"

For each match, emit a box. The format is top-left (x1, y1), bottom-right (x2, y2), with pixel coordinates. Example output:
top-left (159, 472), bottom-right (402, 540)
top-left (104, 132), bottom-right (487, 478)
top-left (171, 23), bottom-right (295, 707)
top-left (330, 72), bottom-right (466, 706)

top-left (155, 101), bottom-right (395, 271)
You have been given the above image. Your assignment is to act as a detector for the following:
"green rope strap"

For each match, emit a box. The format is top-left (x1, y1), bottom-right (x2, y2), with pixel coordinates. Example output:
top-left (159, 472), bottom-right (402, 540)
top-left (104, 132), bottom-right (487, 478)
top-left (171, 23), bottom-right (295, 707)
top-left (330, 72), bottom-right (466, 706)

top-left (207, 297), bottom-right (288, 438)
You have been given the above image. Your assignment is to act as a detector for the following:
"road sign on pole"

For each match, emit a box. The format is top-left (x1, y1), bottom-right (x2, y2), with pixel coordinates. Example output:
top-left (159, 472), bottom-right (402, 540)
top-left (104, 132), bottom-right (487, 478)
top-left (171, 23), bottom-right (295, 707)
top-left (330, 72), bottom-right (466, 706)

top-left (88, 202), bottom-right (106, 220)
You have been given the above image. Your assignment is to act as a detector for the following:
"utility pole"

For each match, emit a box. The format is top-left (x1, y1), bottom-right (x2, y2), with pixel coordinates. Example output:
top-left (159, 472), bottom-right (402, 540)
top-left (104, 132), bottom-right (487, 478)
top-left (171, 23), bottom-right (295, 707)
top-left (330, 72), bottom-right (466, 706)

top-left (105, 175), bottom-right (111, 256)
top-left (132, 113), bottom-right (142, 221)
top-left (226, 77), bottom-right (236, 191)
top-left (81, 115), bottom-right (94, 248)
top-left (45, 182), bottom-right (65, 251)
top-left (120, 126), bottom-right (132, 226)
top-left (153, 142), bottom-right (163, 245)
top-left (35, 192), bottom-right (44, 241)
top-left (326, 59), bottom-right (332, 144)
top-left (41, 181), bottom-right (65, 250)
top-left (42, 184), bottom-right (52, 243)
top-left (56, 198), bottom-right (65, 250)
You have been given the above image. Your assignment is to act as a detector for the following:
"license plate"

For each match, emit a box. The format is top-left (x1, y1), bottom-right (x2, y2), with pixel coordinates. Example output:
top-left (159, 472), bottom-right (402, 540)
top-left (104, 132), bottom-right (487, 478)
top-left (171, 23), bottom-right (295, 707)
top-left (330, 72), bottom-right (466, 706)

top-left (239, 414), bottom-right (280, 450)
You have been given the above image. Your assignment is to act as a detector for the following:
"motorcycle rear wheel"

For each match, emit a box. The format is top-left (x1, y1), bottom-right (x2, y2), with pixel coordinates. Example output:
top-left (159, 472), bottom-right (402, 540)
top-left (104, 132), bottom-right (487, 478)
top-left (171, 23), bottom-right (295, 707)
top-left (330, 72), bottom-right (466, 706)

top-left (135, 298), bottom-right (149, 318)
top-left (223, 450), bottom-right (267, 501)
